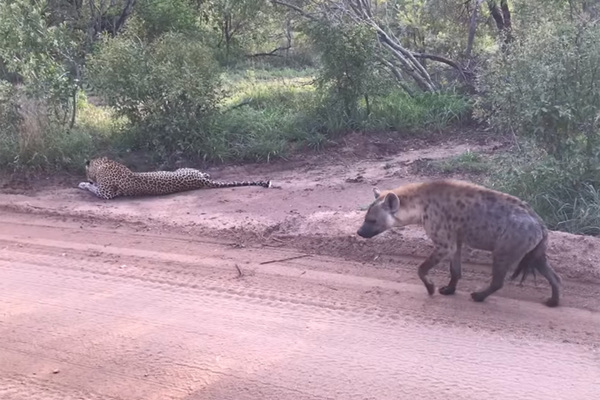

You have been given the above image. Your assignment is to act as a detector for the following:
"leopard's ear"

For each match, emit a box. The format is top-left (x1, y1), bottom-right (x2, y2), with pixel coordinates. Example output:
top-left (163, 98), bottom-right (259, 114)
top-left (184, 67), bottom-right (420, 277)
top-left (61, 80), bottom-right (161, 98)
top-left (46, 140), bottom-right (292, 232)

top-left (85, 159), bottom-right (90, 167)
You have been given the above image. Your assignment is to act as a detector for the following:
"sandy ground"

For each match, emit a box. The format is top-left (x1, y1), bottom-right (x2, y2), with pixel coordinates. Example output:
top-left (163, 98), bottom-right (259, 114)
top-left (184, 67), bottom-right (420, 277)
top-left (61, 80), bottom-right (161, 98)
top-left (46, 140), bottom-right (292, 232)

top-left (1, 134), bottom-right (600, 399)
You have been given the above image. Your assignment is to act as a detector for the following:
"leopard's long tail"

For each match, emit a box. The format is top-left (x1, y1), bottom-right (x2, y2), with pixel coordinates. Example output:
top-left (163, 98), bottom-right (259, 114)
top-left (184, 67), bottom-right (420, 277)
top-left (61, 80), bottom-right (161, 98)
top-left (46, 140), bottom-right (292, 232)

top-left (206, 179), bottom-right (272, 189)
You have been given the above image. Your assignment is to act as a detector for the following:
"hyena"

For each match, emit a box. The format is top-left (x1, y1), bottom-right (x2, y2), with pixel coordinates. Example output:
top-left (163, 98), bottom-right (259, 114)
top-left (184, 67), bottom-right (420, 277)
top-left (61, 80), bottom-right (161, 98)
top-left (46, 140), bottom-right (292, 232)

top-left (356, 179), bottom-right (561, 307)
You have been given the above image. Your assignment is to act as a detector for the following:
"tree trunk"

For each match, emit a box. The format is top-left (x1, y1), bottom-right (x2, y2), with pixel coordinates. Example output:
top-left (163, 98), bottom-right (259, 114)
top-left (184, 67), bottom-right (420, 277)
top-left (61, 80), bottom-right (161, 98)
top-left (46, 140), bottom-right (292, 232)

top-left (465, 0), bottom-right (485, 60)
top-left (487, 0), bottom-right (512, 44)
top-left (114, 0), bottom-right (137, 35)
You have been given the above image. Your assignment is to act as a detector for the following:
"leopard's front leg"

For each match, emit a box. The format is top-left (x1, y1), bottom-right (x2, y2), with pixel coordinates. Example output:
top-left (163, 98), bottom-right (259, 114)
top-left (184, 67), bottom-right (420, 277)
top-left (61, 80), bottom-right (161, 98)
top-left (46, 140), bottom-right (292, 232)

top-left (78, 182), bottom-right (115, 200)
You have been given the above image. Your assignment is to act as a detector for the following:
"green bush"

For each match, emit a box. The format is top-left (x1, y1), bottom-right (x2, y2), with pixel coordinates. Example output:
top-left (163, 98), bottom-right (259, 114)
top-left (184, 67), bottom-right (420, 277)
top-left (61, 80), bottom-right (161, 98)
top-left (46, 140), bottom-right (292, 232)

top-left (0, 81), bottom-right (20, 168)
top-left (0, 0), bottom-right (77, 117)
top-left (476, 20), bottom-right (600, 161)
top-left (0, 85), bottom-right (112, 172)
top-left (0, 0), bottom-right (121, 172)
top-left (213, 68), bottom-right (470, 161)
top-left (87, 32), bottom-right (223, 158)
top-left (308, 22), bottom-right (383, 122)
top-left (365, 91), bottom-right (471, 132)
top-left (208, 72), bottom-right (324, 161)
top-left (477, 14), bottom-right (600, 236)
top-left (427, 150), bottom-right (490, 175)
top-left (488, 144), bottom-right (600, 236)
top-left (135, 0), bottom-right (199, 41)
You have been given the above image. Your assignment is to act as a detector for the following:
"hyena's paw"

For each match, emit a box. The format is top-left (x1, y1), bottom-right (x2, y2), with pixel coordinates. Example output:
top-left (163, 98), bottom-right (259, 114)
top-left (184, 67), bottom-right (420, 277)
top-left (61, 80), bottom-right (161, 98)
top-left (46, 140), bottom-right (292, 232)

top-left (545, 297), bottom-right (559, 308)
top-left (470, 291), bottom-right (487, 302)
top-left (439, 286), bottom-right (456, 296)
top-left (424, 282), bottom-right (435, 296)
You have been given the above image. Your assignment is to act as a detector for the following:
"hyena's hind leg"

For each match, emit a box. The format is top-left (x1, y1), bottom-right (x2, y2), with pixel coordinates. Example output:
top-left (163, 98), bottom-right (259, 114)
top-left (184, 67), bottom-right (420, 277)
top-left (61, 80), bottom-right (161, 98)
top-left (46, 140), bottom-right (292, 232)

top-left (534, 258), bottom-right (561, 307)
top-left (511, 239), bottom-right (561, 307)
top-left (471, 224), bottom-right (540, 304)
top-left (470, 250), bottom-right (521, 303)
top-left (472, 235), bottom-right (543, 304)
top-left (439, 239), bottom-right (462, 296)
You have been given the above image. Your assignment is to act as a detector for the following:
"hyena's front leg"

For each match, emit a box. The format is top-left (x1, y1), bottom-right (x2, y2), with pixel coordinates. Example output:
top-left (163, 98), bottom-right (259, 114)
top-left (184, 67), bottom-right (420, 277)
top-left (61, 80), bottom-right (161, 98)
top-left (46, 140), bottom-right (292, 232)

top-left (439, 240), bottom-right (462, 296)
top-left (418, 246), bottom-right (452, 296)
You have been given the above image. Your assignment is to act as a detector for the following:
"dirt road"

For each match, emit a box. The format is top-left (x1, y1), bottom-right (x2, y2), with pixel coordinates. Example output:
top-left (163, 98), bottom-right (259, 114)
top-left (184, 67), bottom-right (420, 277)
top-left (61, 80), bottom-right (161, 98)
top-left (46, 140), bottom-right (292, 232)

top-left (1, 212), bottom-right (599, 400)
top-left (1, 136), bottom-right (600, 399)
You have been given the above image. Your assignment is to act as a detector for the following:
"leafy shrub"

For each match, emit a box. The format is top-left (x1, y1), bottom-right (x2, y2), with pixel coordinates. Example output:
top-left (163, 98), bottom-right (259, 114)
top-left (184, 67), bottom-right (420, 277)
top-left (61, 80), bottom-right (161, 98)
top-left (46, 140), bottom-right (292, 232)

top-left (0, 0), bottom-right (77, 117)
top-left (87, 32), bottom-right (223, 159)
top-left (0, 85), bottom-right (110, 172)
top-left (0, 0), bottom-right (99, 171)
top-left (308, 22), bottom-right (383, 122)
top-left (488, 144), bottom-right (600, 236)
top-left (135, 0), bottom-right (199, 41)
top-left (478, 13), bottom-right (600, 236)
top-left (365, 90), bottom-right (471, 132)
top-left (476, 19), bottom-right (600, 161)
top-left (208, 72), bottom-right (323, 161)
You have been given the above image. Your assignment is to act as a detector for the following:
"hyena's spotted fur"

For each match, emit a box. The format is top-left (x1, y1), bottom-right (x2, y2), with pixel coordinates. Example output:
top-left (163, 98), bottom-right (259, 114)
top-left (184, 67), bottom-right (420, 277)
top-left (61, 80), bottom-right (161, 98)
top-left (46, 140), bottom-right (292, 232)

top-left (357, 180), bottom-right (561, 307)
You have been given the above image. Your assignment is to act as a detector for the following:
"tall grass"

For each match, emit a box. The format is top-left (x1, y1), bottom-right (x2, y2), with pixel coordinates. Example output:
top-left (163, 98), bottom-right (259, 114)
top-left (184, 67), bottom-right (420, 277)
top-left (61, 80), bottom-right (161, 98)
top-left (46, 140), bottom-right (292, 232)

top-left (0, 91), bottom-right (119, 172)
top-left (487, 144), bottom-right (600, 236)
top-left (1, 67), bottom-right (472, 171)
top-left (365, 91), bottom-right (471, 132)
top-left (412, 150), bottom-right (490, 176)
top-left (211, 68), bottom-right (471, 161)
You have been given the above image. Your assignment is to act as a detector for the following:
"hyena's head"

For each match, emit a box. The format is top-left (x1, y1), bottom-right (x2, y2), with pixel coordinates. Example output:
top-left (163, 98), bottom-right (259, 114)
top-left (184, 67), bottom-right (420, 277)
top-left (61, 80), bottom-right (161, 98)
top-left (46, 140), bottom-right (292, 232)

top-left (357, 187), bottom-right (421, 239)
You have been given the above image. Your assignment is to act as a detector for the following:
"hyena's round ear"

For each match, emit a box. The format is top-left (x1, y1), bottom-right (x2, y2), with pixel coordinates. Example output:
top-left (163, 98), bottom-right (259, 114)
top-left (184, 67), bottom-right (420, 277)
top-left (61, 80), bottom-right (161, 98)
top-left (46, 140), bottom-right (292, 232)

top-left (384, 192), bottom-right (400, 213)
top-left (373, 187), bottom-right (381, 199)
top-left (85, 159), bottom-right (90, 167)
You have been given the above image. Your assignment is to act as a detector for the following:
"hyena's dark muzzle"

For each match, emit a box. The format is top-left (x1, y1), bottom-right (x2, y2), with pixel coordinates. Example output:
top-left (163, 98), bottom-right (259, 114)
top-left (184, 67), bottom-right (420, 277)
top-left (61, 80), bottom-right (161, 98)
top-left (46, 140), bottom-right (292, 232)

top-left (357, 224), bottom-right (380, 239)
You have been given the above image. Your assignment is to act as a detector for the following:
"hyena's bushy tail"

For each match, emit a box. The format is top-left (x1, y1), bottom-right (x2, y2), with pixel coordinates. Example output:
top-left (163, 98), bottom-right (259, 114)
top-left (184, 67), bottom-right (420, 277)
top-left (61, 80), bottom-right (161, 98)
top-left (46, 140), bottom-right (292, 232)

top-left (510, 235), bottom-right (562, 285)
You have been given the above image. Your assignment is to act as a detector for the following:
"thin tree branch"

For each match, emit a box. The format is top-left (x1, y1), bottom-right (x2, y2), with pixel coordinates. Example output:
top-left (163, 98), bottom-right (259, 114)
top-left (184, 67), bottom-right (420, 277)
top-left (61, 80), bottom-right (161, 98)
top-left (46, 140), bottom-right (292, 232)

top-left (411, 52), bottom-right (468, 82)
top-left (377, 31), bottom-right (436, 91)
top-left (270, 0), bottom-right (318, 21)
top-left (466, 0), bottom-right (485, 60)
top-left (114, 0), bottom-right (136, 35)
top-left (487, 0), bottom-right (505, 31)
top-left (246, 46), bottom-right (292, 58)
top-left (376, 56), bottom-right (415, 97)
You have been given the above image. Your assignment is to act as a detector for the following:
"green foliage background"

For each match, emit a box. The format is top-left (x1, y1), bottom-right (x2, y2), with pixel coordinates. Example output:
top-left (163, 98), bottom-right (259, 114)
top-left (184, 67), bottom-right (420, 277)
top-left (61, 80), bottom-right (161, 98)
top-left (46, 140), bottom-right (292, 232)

top-left (1, 0), bottom-right (600, 235)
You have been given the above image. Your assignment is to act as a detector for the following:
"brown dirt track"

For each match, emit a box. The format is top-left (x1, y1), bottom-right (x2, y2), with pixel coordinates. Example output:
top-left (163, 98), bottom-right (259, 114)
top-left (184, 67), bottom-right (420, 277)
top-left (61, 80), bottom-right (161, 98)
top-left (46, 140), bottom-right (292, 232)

top-left (1, 135), bottom-right (599, 400)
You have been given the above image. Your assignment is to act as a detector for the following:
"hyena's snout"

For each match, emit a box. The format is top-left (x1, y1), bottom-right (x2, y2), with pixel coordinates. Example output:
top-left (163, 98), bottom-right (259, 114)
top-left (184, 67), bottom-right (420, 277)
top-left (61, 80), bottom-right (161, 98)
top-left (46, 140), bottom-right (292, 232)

top-left (357, 224), bottom-right (378, 239)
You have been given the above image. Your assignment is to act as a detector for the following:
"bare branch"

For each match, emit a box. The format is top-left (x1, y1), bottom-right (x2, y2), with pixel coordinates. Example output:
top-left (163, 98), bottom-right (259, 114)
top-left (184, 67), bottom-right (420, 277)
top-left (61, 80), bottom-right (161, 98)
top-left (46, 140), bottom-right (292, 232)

top-left (360, 0), bottom-right (373, 18)
top-left (271, 0), bottom-right (318, 21)
top-left (377, 31), bottom-right (436, 91)
top-left (466, 0), bottom-right (485, 60)
top-left (487, 0), bottom-right (505, 31)
top-left (114, 0), bottom-right (136, 35)
top-left (234, 264), bottom-right (244, 278)
top-left (271, 0), bottom-right (468, 92)
top-left (376, 56), bottom-right (415, 97)
top-left (411, 52), bottom-right (468, 82)
top-left (487, 0), bottom-right (512, 44)
top-left (246, 46), bottom-right (292, 58)
top-left (500, 0), bottom-right (512, 30)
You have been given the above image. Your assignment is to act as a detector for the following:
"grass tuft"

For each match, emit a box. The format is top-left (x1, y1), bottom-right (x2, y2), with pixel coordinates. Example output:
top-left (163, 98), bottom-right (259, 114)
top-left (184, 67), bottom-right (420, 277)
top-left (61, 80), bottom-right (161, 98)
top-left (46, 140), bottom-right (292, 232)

top-left (487, 143), bottom-right (600, 236)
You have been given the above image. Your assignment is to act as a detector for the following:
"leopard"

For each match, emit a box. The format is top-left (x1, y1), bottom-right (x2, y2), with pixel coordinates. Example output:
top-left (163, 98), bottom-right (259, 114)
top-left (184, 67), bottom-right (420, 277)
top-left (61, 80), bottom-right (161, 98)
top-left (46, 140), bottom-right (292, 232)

top-left (356, 179), bottom-right (562, 307)
top-left (78, 157), bottom-right (272, 200)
